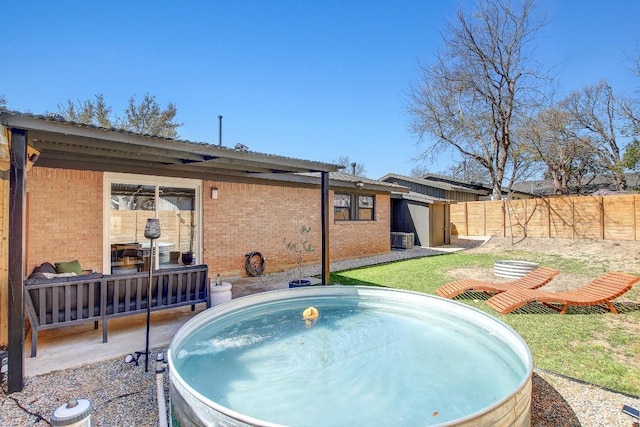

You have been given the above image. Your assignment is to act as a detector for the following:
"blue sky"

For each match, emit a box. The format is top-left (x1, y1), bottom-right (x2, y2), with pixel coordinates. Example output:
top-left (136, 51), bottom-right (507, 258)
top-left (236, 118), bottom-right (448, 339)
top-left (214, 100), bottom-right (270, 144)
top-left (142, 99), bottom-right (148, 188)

top-left (2, 0), bottom-right (638, 179)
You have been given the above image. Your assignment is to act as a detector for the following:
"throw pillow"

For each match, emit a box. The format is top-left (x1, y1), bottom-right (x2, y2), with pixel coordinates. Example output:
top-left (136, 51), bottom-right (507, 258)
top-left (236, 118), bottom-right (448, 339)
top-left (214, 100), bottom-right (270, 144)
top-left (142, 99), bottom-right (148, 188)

top-left (55, 260), bottom-right (82, 275)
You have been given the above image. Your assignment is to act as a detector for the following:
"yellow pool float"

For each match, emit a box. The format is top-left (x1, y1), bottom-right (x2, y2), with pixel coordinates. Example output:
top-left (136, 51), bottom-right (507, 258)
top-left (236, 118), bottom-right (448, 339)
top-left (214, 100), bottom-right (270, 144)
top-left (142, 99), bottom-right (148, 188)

top-left (302, 306), bottom-right (319, 327)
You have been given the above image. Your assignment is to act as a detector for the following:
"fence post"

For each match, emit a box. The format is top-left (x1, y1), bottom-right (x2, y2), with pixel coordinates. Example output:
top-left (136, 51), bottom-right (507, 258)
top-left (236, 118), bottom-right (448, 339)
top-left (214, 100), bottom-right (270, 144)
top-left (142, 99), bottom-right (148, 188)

top-left (483, 202), bottom-right (487, 236)
top-left (634, 196), bottom-right (637, 241)
top-left (599, 196), bottom-right (605, 240)
top-left (502, 200), bottom-right (506, 238)
top-left (464, 202), bottom-right (468, 237)
top-left (571, 197), bottom-right (576, 239)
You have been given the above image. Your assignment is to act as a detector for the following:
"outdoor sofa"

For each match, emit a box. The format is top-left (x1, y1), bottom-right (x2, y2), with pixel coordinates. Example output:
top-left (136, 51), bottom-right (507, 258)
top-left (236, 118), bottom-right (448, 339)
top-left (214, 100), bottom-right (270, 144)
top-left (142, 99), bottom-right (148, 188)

top-left (23, 262), bottom-right (209, 357)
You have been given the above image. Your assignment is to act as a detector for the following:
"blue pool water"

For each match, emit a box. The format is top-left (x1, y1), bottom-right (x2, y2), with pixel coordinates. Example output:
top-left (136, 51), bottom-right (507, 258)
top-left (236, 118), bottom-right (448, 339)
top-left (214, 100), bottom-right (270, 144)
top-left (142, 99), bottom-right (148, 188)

top-left (172, 292), bottom-right (528, 426)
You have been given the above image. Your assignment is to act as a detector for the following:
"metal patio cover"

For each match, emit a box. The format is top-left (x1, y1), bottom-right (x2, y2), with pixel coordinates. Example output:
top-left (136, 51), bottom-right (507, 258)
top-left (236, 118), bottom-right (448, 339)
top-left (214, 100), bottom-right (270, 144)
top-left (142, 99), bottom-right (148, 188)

top-left (0, 111), bottom-right (341, 178)
top-left (1, 110), bottom-right (338, 393)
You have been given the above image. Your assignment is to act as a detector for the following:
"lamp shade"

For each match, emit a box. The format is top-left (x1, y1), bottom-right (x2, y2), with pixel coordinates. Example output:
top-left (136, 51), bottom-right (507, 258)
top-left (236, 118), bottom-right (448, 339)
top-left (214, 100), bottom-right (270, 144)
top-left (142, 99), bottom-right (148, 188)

top-left (144, 218), bottom-right (161, 239)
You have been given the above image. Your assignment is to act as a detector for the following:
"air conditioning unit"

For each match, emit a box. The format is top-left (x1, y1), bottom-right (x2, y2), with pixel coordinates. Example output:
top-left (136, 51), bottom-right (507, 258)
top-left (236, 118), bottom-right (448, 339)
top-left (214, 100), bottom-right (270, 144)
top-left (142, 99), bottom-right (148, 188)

top-left (390, 232), bottom-right (415, 249)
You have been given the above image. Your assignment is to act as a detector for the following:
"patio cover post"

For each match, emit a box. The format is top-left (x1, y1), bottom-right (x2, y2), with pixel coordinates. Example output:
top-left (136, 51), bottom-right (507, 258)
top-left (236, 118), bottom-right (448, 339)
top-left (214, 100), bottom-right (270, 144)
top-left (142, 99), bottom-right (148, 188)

top-left (321, 171), bottom-right (330, 285)
top-left (8, 128), bottom-right (27, 392)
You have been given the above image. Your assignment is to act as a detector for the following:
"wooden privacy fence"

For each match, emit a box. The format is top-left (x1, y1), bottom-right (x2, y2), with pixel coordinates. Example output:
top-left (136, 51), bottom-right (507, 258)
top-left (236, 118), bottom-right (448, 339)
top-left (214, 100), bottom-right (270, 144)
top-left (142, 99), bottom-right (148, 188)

top-left (451, 194), bottom-right (640, 241)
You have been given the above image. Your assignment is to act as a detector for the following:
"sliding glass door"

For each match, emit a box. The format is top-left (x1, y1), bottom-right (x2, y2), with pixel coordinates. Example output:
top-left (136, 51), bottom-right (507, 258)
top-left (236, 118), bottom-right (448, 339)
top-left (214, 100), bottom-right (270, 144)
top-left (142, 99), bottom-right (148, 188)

top-left (105, 174), bottom-right (201, 274)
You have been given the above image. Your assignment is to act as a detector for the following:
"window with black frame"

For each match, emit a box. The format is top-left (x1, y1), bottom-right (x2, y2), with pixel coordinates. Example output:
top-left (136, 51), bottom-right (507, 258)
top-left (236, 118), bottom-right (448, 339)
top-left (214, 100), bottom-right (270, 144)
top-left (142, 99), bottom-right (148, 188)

top-left (358, 195), bottom-right (374, 220)
top-left (109, 183), bottom-right (196, 273)
top-left (334, 193), bottom-right (375, 221)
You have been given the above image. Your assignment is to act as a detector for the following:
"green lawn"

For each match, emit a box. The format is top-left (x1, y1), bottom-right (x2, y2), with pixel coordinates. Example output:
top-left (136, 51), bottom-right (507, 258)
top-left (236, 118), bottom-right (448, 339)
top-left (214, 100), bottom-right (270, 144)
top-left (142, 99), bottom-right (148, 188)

top-left (329, 252), bottom-right (640, 396)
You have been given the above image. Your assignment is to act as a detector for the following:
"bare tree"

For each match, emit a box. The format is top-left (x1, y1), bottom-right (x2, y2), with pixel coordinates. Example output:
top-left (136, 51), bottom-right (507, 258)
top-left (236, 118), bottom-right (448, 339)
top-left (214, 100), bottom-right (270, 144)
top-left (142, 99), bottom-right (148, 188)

top-left (520, 107), bottom-right (601, 194)
top-left (562, 81), bottom-right (627, 190)
top-left (332, 156), bottom-right (366, 176)
top-left (620, 49), bottom-right (640, 170)
top-left (0, 94), bottom-right (6, 108)
top-left (443, 158), bottom-right (489, 183)
top-left (408, 0), bottom-right (550, 199)
top-left (59, 93), bottom-right (181, 138)
top-left (409, 164), bottom-right (430, 178)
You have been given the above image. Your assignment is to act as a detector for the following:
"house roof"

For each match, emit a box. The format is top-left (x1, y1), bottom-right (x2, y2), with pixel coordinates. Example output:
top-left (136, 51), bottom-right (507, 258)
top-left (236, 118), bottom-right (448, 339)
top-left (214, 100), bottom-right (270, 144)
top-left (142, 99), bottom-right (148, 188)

top-left (259, 171), bottom-right (409, 193)
top-left (380, 173), bottom-right (488, 195)
top-left (391, 191), bottom-right (452, 204)
top-left (382, 172), bottom-right (537, 197)
top-left (0, 110), bottom-right (342, 179)
top-left (512, 173), bottom-right (640, 196)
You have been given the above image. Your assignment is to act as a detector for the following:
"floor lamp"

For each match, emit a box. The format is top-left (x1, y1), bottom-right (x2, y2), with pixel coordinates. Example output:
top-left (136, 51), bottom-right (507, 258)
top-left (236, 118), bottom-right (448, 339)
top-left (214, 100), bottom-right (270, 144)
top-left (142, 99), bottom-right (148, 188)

top-left (144, 218), bottom-right (161, 372)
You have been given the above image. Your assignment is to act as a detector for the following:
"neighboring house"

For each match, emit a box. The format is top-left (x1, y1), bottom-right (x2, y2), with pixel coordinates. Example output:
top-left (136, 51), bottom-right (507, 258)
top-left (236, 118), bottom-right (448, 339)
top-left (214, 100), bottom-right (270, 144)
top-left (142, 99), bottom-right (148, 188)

top-left (0, 110), bottom-right (407, 349)
top-left (512, 173), bottom-right (640, 196)
top-left (379, 173), bottom-right (533, 247)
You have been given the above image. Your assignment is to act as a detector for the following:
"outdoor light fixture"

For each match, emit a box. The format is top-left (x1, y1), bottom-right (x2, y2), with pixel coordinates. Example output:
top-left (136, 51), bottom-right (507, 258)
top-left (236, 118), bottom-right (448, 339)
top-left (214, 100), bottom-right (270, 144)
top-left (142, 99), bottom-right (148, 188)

top-left (211, 187), bottom-right (218, 199)
top-left (124, 351), bottom-right (146, 366)
top-left (144, 218), bottom-right (161, 372)
top-left (26, 145), bottom-right (40, 171)
top-left (356, 181), bottom-right (365, 188)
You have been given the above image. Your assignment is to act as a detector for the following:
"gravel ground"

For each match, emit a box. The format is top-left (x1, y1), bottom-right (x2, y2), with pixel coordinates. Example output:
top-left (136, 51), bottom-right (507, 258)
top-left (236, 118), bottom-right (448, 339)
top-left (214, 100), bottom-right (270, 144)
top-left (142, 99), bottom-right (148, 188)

top-left (1, 357), bottom-right (636, 426)
top-left (1, 239), bottom-right (638, 426)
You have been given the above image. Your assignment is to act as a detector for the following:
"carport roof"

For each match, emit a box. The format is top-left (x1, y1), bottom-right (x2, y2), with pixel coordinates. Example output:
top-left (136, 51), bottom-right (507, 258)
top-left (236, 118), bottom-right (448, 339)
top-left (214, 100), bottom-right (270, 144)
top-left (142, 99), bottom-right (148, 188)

top-left (392, 191), bottom-right (452, 204)
top-left (0, 110), bottom-right (342, 179)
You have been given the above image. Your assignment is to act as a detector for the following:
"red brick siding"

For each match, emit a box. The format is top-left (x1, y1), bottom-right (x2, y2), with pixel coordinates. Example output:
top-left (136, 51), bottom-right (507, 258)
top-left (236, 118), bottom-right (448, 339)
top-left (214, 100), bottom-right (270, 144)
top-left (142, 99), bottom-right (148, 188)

top-left (331, 194), bottom-right (390, 260)
top-left (26, 168), bottom-right (103, 274)
top-left (202, 181), bottom-right (390, 277)
top-left (22, 170), bottom-right (390, 278)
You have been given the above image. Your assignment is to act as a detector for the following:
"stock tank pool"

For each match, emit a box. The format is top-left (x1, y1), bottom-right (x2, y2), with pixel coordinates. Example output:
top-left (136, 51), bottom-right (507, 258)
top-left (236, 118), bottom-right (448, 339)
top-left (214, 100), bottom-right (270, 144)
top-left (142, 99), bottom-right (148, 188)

top-left (168, 286), bottom-right (533, 426)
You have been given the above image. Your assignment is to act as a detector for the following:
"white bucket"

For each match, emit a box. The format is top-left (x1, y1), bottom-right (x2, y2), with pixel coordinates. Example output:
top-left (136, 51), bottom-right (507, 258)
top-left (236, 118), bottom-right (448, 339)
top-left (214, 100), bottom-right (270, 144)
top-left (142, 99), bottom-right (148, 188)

top-left (209, 282), bottom-right (232, 306)
top-left (51, 399), bottom-right (93, 427)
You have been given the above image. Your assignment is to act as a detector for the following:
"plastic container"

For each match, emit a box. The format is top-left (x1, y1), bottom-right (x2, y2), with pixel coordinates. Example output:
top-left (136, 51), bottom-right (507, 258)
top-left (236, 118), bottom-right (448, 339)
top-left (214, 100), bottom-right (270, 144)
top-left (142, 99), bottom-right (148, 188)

top-left (51, 399), bottom-right (93, 427)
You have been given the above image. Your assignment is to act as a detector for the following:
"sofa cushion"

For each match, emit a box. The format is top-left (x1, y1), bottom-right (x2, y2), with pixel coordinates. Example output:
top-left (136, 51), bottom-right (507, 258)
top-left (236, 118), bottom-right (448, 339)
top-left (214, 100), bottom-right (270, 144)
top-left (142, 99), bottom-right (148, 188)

top-left (27, 272), bottom-right (50, 280)
top-left (78, 272), bottom-right (104, 281)
top-left (55, 260), bottom-right (83, 275)
top-left (33, 262), bottom-right (57, 275)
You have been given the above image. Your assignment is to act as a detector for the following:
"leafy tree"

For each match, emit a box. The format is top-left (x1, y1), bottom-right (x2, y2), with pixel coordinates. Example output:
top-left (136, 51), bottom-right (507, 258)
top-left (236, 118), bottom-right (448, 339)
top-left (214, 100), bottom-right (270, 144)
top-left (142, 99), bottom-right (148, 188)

top-left (408, 0), bottom-right (550, 199)
top-left (622, 140), bottom-right (640, 171)
top-left (332, 156), bottom-right (366, 176)
top-left (59, 93), bottom-right (181, 138)
top-left (59, 94), bottom-right (115, 128)
top-left (124, 94), bottom-right (181, 138)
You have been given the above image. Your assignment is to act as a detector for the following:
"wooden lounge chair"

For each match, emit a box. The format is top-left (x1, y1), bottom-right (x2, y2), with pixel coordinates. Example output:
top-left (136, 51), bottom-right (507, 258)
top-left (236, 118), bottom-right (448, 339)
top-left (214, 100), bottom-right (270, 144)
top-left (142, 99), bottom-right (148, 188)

top-left (436, 266), bottom-right (560, 299)
top-left (486, 272), bottom-right (639, 315)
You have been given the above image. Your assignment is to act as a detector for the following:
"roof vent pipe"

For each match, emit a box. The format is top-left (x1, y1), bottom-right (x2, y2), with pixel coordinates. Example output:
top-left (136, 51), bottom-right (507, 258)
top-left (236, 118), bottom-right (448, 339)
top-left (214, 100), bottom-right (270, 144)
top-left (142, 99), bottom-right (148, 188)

top-left (218, 115), bottom-right (223, 146)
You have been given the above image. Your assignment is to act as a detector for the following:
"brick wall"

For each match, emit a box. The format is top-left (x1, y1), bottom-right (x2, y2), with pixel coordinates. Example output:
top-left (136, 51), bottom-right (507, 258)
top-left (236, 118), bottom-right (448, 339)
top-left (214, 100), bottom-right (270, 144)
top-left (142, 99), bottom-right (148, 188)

top-left (21, 169), bottom-right (391, 278)
top-left (26, 168), bottom-right (103, 274)
top-left (202, 181), bottom-right (390, 277)
top-left (331, 194), bottom-right (390, 260)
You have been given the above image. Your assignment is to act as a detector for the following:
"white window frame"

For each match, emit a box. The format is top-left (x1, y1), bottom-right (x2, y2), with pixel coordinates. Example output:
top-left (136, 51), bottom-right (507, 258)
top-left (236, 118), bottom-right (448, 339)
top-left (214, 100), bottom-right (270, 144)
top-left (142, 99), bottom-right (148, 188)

top-left (103, 172), bottom-right (202, 273)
